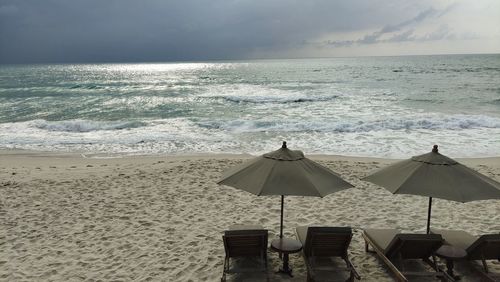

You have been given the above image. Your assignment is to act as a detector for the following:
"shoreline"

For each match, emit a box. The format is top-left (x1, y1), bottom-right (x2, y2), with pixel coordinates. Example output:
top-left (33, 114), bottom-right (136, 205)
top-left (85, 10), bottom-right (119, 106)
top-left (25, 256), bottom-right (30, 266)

top-left (2, 149), bottom-right (500, 175)
top-left (2, 149), bottom-right (500, 281)
top-left (2, 148), bottom-right (500, 162)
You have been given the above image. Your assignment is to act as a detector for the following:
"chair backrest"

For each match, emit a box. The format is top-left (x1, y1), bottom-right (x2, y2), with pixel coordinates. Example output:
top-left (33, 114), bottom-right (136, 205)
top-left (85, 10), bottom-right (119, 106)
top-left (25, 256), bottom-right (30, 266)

top-left (223, 229), bottom-right (268, 258)
top-left (385, 234), bottom-right (443, 259)
top-left (466, 234), bottom-right (500, 260)
top-left (303, 227), bottom-right (352, 258)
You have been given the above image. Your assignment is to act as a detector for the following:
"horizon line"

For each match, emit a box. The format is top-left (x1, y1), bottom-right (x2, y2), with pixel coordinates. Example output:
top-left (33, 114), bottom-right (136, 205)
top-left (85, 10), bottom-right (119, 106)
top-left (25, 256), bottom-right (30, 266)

top-left (1, 52), bottom-right (499, 66)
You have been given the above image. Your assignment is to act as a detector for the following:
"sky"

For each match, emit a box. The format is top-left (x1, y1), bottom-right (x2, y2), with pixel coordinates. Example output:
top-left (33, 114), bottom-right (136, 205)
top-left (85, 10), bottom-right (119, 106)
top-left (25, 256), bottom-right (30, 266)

top-left (0, 0), bottom-right (499, 64)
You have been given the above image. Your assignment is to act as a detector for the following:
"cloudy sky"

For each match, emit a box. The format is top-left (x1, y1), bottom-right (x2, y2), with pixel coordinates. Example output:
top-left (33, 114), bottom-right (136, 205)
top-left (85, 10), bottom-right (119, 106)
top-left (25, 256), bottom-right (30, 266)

top-left (1, 0), bottom-right (499, 63)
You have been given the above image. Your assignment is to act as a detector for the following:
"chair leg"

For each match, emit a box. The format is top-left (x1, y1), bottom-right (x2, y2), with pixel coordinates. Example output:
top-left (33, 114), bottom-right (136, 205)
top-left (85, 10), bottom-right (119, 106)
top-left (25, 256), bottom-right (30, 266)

top-left (306, 271), bottom-right (314, 282)
top-left (305, 260), bottom-right (315, 282)
top-left (431, 255), bottom-right (438, 271)
top-left (425, 256), bottom-right (451, 282)
top-left (397, 253), bottom-right (405, 273)
top-left (364, 239), bottom-right (376, 254)
top-left (346, 272), bottom-right (354, 282)
top-left (221, 257), bottom-right (228, 282)
top-left (481, 257), bottom-right (489, 273)
top-left (264, 255), bottom-right (270, 282)
top-left (344, 257), bottom-right (361, 280)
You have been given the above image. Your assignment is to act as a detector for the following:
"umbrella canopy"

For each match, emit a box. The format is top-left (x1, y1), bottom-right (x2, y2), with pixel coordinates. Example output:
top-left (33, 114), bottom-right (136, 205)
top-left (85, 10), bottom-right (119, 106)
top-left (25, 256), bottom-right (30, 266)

top-left (218, 141), bottom-right (354, 237)
top-left (363, 145), bottom-right (500, 233)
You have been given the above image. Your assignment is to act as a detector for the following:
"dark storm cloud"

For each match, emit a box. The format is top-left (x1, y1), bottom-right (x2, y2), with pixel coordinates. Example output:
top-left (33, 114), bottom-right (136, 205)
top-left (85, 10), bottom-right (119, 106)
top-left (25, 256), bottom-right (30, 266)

top-left (323, 4), bottom-right (457, 47)
top-left (0, 0), bottom-right (457, 63)
top-left (324, 5), bottom-right (455, 47)
top-left (379, 8), bottom-right (436, 34)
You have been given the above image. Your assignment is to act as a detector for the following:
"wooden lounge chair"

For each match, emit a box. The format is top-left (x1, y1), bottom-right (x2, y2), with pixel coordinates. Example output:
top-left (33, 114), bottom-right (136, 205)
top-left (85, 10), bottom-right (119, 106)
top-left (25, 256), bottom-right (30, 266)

top-left (362, 228), bottom-right (448, 281)
top-left (431, 228), bottom-right (500, 281)
top-left (228, 224), bottom-right (264, 231)
top-left (221, 229), bottom-right (269, 282)
top-left (295, 226), bottom-right (360, 281)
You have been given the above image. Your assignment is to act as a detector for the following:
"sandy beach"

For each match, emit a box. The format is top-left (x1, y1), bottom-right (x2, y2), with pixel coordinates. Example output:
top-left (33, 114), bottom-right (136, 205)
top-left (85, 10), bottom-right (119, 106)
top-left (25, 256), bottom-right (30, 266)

top-left (1, 150), bottom-right (500, 281)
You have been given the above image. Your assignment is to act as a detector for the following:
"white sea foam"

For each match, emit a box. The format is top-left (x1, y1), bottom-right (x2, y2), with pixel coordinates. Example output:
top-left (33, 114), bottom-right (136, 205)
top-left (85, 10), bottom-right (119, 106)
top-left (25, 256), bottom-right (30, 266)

top-left (197, 114), bottom-right (500, 133)
top-left (31, 119), bottom-right (146, 132)
top-left (1, 113), bottom-right (500, 158)
top-left (198, 84), bottom-right (341, 104)
top-left (102, 96), bottom-right (181, 109)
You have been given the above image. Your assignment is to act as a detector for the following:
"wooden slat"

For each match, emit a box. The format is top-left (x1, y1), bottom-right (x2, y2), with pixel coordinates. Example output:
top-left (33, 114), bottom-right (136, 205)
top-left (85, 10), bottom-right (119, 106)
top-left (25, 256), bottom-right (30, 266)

top-left (362, 232), bottom-right (408, 282)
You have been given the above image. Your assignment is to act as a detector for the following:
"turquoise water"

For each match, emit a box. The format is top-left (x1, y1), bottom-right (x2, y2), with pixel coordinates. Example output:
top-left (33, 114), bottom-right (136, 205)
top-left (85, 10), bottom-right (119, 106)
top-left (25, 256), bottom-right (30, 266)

top-left (0, 54), bottom-right (499, 157)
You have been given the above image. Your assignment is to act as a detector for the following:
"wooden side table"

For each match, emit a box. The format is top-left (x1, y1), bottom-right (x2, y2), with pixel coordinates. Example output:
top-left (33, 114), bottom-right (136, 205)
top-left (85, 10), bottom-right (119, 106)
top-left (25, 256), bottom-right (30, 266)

top-left (270, 238), bottom-right (302, 277)
top-left (435, 245), bottom-right (467, 280)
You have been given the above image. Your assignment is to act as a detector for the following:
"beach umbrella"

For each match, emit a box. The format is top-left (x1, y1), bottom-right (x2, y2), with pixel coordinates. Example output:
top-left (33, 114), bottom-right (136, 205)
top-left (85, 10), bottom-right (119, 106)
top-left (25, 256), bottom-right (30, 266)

top-left (218, 141), bottom-right (354, 238)
top-left (363, 145), bottom-right (500, 234)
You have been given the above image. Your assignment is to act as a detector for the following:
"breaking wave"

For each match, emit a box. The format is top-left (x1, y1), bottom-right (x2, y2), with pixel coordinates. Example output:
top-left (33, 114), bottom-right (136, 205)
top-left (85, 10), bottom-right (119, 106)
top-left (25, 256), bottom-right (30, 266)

top-left (32, 119), bottom-right (146, 132)
top-left (200, 84), bottom-right (341, 104)
top-left (198, 115), bottom-right (500, 133)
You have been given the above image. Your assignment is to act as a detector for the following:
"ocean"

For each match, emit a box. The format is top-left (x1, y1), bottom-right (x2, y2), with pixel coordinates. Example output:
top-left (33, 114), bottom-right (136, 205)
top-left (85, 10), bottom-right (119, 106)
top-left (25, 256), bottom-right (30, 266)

top-left (0, 54), bottom-right (499, 158)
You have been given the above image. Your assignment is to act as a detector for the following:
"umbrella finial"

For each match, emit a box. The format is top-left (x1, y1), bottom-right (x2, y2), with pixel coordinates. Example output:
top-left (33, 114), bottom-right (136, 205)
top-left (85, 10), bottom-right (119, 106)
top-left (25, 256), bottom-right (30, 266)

top-left (432, 145), bottom-right (438, 153)
top-left (282, 141), bottom-right (287, 148)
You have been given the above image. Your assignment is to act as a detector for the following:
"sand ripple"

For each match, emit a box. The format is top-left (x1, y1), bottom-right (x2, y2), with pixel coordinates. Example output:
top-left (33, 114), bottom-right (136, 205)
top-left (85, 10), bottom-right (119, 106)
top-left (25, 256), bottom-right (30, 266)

top-left (1, 154), bottom-right (499, 281)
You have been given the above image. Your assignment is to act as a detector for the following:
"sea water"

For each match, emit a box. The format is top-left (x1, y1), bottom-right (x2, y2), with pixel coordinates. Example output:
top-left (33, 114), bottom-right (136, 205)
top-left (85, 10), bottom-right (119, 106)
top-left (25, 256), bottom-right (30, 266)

top-left (0, 54), bottom-right (499, 158)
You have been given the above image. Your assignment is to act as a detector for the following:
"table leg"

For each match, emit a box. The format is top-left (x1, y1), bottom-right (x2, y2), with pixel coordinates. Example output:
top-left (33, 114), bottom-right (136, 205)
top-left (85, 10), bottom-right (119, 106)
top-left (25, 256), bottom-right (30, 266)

top-left (277, 253), bottom-right (293, 277)
top-left (446, 259), bottom-right (460, 280)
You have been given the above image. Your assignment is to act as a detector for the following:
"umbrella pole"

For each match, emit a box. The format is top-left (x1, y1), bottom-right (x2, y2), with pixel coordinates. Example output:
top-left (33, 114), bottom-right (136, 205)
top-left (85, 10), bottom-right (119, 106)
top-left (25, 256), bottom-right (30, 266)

top-left (427, 197), bottom-right (432, 234)
top-left (280, 195), bottom-right (284, 238)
